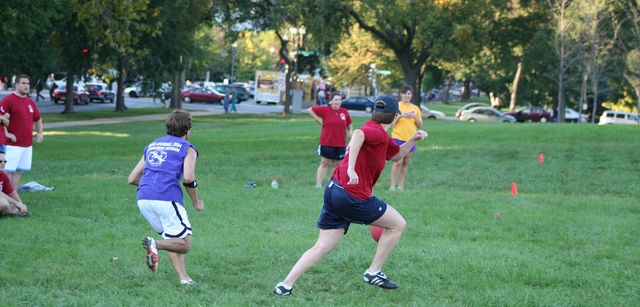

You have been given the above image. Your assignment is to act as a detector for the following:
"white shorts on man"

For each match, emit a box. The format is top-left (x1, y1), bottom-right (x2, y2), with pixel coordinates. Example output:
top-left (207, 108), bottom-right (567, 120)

top-left (4, 145), bottom-right (33, 172)
top-left (137, 200), bottom-right (192, 239)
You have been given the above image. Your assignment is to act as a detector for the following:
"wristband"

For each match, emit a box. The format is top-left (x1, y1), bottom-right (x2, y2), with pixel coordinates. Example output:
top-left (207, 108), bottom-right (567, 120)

top-left (183, 180), bottom-right (197, 188)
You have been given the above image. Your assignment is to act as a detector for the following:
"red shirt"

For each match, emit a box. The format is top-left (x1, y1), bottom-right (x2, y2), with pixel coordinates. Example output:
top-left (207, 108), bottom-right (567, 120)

top-left (332, 120), bottom-right (399, 200)
top-left (0, 171), bottom-right (14, 195)
top-left (0, 93), bottom-right (41, 147)
top-left (311, 106), bottom-right (352, 147)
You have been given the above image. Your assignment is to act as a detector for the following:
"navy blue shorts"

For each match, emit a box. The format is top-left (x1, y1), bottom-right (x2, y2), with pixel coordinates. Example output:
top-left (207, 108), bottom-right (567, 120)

top-left (316, 179), bottom-right (388, 234)
top-left (317, 145), bottom-right (346, 160)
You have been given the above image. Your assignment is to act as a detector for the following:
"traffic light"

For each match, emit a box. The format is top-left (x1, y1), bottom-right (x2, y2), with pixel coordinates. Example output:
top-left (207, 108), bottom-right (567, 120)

top-left (280, 58), bottom-right (286, 72)
top-left (367, 69), bottom-right (373, 83)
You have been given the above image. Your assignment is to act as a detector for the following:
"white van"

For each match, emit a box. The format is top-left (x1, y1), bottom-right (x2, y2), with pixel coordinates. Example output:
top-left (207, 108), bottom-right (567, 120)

top-left (598, 111), bottom-right (639, 125)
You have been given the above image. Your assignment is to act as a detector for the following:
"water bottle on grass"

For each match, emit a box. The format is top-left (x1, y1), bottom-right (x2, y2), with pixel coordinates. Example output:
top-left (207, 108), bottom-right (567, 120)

top-left (271, 179), bottom-right (278, 189)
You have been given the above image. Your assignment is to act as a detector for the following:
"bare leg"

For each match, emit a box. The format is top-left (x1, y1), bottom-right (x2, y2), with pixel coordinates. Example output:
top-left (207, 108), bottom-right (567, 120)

top-left (316, 157), bottom-right (332, 185)
top-left (390, 161), bottom-right (401, 189)
top-left (157, 236), bottom-right (192, 281)
top-left (282, 228), bottom-right (344, 287)
top-left (0, 199), bottom-right (18, 215)
top-left (168, 252), bottom-right (191, 281)
top-left (8, 171), bottom-right (21, 190)
top-left (397, 151), bottom-right (414, 188)
top-left (368, 205), bottom-right (406, 273)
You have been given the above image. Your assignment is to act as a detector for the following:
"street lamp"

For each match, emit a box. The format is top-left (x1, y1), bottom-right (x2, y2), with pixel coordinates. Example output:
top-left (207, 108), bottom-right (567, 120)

top-left (231, 42), bottom-right (238, 82)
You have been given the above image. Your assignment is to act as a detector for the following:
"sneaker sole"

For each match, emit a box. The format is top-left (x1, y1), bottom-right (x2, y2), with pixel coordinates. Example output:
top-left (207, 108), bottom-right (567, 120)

top-left (142, 238), bottom-right (158, 272)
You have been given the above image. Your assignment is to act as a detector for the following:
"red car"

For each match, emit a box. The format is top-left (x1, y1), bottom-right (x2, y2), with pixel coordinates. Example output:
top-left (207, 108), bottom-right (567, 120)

top-left (53, 85), bottom-right (89, 105)
top-left (181, 87), bottom-right (223, 103)
top-left (504, 106), bottom-right (551, 123)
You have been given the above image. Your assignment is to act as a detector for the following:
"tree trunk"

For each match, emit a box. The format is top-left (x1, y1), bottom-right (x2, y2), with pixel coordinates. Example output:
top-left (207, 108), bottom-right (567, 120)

top-left (115, 56), bottom-right (128, 112)
top-left (636, 86), bottom-right (640, 115)
top-left (397, 56), bottom-right (421, 105)
top-left (171, 71), bottom-right (181, 109)
top-left (590, 75), bottom-right (598, 123)
top-left (284, 68), bottom-right (292, 114)
top-left (62, 70), bottom-right (75, 114)
top-left (509, 62), bottom-right (523, 112)
top-left (578, 71), bottom-right (587, 123)
top-left (557, 64), bottom-right (566, 123)
top-left (442, 76), bottom-right (452, 105)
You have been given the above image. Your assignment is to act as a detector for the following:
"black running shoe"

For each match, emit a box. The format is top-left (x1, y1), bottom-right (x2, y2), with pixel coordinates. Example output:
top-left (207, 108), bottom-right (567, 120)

top-left (363, 271), bottom-right (399, 289)
top-left (273, 283), bottom-right (292, 296)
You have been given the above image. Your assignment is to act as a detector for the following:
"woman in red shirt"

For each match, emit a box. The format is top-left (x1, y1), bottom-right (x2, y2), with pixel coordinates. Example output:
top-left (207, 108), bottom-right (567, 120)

top-left (307, 94), bottom-right (353, 188)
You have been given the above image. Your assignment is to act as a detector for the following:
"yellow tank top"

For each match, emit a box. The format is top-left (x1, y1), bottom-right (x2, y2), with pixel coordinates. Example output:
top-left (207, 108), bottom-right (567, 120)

top-left (391, 102), bottom-right (421, 141)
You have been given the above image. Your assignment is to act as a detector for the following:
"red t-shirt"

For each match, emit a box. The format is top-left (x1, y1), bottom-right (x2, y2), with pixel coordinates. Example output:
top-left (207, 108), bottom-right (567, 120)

top-left (332, 120), bottom-right (399, 200)
top-left (0, 93), bottom-right (41, 147)
top-left (0, 171), bottom-right (15, 195)
top-left (311, 106), bottom-right (352, 147)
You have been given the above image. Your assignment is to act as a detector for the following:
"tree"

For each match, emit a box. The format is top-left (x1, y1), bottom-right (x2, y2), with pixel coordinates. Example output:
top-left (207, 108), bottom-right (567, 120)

top-left (624, 49), bottom-right (640, 113)
top-left (74, 0), bottom-right (156, 112)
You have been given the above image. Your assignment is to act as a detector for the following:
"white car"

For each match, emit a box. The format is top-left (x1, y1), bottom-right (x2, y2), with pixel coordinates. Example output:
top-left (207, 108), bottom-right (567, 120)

top-left (598, 111), bottom-right (639, 125)
top-left (547, 108), bottom-right (588, 123)
top-left (420, 105), bottom-right (445, 120)
top-left (460, 106), bottom-right (516, 123)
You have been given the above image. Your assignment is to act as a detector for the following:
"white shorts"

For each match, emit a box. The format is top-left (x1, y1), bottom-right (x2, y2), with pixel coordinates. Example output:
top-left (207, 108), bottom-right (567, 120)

top-left (137, 200), bottom-right (192, 239)
top-left (4, 145), bottom-right (32, 172)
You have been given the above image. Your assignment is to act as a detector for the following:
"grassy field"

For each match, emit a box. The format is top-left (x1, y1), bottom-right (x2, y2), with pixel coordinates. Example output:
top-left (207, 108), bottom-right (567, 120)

top-left (41, 107), bottom-right (175, 123)
top-left (1, 112), bottom-right (638, 306)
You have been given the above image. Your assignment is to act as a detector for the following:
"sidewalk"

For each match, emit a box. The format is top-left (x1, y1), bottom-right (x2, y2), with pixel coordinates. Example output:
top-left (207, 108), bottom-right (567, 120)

top-left (43, 110), bottom-right (221, 129)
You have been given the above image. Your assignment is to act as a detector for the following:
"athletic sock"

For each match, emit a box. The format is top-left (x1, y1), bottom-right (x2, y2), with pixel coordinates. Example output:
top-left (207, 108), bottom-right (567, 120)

top-left (365, 270), bottom-right (381, 276)
top-left (276, 282), bottom-right (292, 290)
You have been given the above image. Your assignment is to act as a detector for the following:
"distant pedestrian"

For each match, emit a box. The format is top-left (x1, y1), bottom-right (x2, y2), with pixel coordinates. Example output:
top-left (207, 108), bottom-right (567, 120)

top-left (34, 79), bottom-right (45, 102)
top-left (230, 88), bottom-right (238, 113)
top-left (223, 87), bottom-right (231, 113)
top-left (317, 88), bottom-right (326, 106)
top-left (128, 110), bottom-right (204, 285)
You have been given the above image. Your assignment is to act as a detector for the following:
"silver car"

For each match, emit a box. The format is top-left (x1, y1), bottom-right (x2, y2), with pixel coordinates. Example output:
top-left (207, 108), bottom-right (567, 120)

top-left (460, 107), bottom-right (516, 123)
top-left (420, 105), bottom-right (446, 120)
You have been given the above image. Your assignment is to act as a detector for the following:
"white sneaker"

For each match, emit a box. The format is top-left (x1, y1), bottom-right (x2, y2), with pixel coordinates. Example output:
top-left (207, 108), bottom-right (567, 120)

top-left (315, 183), bottom-right (322, 189)
top-left (389, 186), bottom-right (396, 191)
top-left (180, 279), bottom-right (195, 285)
top-left (397, 186), bottom-right (404, 191)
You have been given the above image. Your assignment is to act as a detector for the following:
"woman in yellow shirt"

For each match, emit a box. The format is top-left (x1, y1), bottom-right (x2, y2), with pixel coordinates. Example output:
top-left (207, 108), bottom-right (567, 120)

top-left (390, 86), bottom-right (422, 191)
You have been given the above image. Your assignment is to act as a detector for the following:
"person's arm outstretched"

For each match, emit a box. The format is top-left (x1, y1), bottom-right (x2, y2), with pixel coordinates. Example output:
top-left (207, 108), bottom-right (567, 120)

top-left (391, 130), bottom-right (428, 162)
top-left (346, 129), bottom-right (364, 185)
top-left (183, 147), bottom-right (204, 212)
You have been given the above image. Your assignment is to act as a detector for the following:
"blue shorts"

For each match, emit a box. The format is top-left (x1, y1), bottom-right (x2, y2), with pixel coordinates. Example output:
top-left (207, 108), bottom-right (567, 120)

top-left (316, 179), bottom-right (388, 234)
top-left (393, 138), bottom-right (416, 152)
top-left (317, 145), bottom-right (346, 160)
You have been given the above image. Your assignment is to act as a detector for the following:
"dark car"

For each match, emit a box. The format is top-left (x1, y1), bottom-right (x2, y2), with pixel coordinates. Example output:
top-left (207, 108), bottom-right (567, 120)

top-left (341, 96), bottom-right (375, 113)
top-left (214, 84), bottom-right (248, 101)
top-left (505, 106), bottom-right (552, 123)
top-left (181, 87), bottom-right (224, 103)
top-left (53, 85), bottom-right (89, 105)
top-left (86, 83), bottom-right (114, 103)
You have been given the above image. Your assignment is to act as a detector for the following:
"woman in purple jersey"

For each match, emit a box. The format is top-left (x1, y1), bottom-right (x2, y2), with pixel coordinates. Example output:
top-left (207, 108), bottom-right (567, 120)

top-left (128, 110), bottom-right (204, 285)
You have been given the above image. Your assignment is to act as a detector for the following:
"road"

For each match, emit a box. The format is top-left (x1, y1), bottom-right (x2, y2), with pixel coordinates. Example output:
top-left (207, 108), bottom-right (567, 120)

top-left (0, 90), bottom-right (373, 117)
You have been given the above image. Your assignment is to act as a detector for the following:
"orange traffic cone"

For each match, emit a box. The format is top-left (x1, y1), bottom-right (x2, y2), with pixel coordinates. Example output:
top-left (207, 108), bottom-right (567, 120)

top-left (538, 153), bottom-right (544, 163)
top-left (281, 111), bottom-right (286, 117)
top-left (511, 182), bottom-right (518, 195)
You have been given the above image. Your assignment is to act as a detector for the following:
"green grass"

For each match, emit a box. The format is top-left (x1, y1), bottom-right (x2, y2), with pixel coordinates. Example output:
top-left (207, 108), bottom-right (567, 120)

top-left (41, 107), bottom-right (175, 123)
top-left (1, 113), bottom-right (639, 306)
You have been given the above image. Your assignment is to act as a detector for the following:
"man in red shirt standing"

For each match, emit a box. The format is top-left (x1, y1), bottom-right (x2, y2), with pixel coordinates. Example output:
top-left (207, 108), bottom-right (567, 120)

top-left (274, 95), bottom-right (428, 296)
top-left (0, 74), bottom-right (44, 189)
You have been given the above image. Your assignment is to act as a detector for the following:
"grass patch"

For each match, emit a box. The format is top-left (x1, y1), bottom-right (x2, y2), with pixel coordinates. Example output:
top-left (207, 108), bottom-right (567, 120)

top-left (41, 107), bottom-right (176, 123)
top-left (1, 114), bottom-right (638, 305)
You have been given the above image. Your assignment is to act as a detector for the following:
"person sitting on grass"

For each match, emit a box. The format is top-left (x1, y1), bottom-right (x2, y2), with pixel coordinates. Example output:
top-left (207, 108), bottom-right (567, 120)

top-left (128, 110), bottom-right (204, 285)
top-left (273, 95), bottom-right (429, 296)
top-left (0, 150), bottom-right (30, 217)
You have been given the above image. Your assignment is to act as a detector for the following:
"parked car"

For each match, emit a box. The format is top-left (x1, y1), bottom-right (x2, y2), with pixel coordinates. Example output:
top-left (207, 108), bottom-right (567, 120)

top-left (341, 96), bottom-right (375, 113)
top-left (505, 106), bottom-right (551, 123)
top-left (598, 111), bottom-right (639, 125)
top-left (86, 83), bottom-right (114, 103)
top-left (460, 107), bottom-right (515, 123)
top-left (53, 85), bottom-right (89, 104)
top-left (420, 105), bottom-right (446, 120)
top-left (181, 87), bottom-right (224, 103)
top-left (214, 84), bottom-right (248, 101)
top-left (455, 102), bottom-right (489, 118)
top-left (549, 107), bottom-right (588, 123)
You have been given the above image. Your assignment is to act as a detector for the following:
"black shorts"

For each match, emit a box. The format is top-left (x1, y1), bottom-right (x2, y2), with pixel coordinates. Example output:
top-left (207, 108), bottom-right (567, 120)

top-left (316, 179), bottom-right (388, 234)
top-left (317, 145), bottom-right (346, 160)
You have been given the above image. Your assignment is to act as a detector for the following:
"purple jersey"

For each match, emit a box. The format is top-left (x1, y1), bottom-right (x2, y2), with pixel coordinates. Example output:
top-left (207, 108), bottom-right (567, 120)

top-left (137, 135), bottom-right (198, 205)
